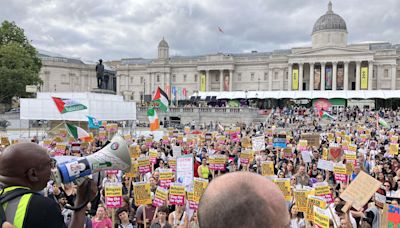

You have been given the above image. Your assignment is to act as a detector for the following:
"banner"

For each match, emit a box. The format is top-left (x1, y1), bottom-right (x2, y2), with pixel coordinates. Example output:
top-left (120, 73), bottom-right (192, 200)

top-left (176, 155), bottom-right (194, 189)
top-left (292, 68), bottom-right (299, 90)
top-left (337, 66), bottom-right (344, 90)
top-left (361, 66), bottom-right (368, 90)
top-left (159, 169), bottom-right (174, 188)
top-left (153, 187), bottom-right (168, 207)
top-left (133, 182), bottom-right (152, 206)
top-left (200, 73), bottom-right (206, 92)
top-left (325, 66), bottom-right (332, 90)
top-left (314, 67), bottom-right (321, 90)
top-left (169, 184), bottom-right (186, 205)
top-left (105, 183), bottom-right (123, 208)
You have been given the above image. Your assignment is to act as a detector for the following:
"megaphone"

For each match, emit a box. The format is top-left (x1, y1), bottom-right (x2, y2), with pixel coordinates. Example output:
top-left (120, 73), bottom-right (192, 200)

top-left (51, 135), bottom-right (131, 184)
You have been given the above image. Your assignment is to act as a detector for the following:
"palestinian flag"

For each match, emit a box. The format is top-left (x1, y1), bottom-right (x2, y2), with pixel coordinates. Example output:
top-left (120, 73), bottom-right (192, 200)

top-left (52, 97), bottom-right (87, 114)
top-left (147, 108), bottom-right (159, 131)
top-left (152, 87), bottom-right (169, 112)
top-left (66, 123), bottom-right (92, 142)
top-left (378, 117), bottom-right (389, 128)
top-left (319, 111), bottom-right (335, 120)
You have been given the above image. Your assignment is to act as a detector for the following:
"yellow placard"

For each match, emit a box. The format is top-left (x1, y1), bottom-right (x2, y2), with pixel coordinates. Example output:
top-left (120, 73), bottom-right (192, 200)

top-left (294, 189), bottom-right (312, 212)
top-left (155, 187), bottom-right (168, 201)
top-left (345, 135), bottom-right (352, 143)
top-left (313, 207), bottom-right (330, 228)
top-left (292, 68), bottom-right (299, 90)
top-left (273, 178), bottom-right (292, 202)
top-left (345, 151), bottom-right (357, 161)
top-left (390, 143), bottom-right (399, 155)
top-left (315, 185), bottom-right (330, 196)
top-left (133, 182), bottom-right (152, 206)
top-left (124, 134), bottom-right (132, 141)
top-left (170, 185), bottom-right (185, 196)
top-left (105, 185), bottom-right (122, 197)
top-left (305, 196), bottom-right (327, 222)
top-left (360, 67), bottom-right (368, 90)
top-left (125, 161), bottom-right (139, 178)
top-left (333, 164), bottom-right (347, 175)
top-left (138, 157), bottom-right (150, 167)
top-left (327, 133), bottom-right (334, 142)
top-left (348, 144), bottom-right (357, 152)
top-left (261, 161), bottom-right (274, 176)
top-left (194, 178), bottom-right (208, 203)
top-left (129, 145), bottom-right (140, 159)
top-left (322, 148), bottom-right (328, 160)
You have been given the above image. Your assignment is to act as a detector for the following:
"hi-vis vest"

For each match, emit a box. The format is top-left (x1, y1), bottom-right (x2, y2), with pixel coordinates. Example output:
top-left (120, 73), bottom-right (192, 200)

top-left (1, 186), bottom-right (33, 228)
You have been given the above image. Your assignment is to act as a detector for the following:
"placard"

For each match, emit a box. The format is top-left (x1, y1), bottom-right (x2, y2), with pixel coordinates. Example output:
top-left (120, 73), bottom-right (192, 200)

top-left (149, 149), bottom-right (158, 164)
top-left (209, 155), bottom-right (226, 171)
top-left (301, 151), bottom-right (312, 163)
top-left (252, 136), bottom-right (265, 151)
top-left (168, 158), bottom-right (177, 172)
top-left (273, 135), bottom-right (287, 148)
top-left (153, 187), bottom-right (168, 207)
top-left (294, 189), bottom-right (312, 212)
top-left (159, 168), bottom-right (174, 188)
top-left (133, 182), bottom-right (152, 206)
top-left (172, 146), bottom-right (182, 157)
top-left (261, 161), bottom-right (274, 176)
top-left (298, 140), bottom-right (308, 151)
top-left (55, 143), bottom-right (67, 156)
top-left (273, 178), bottom-right (292, 201)
top-left (305, 196), bottom-right (327, 222)
top-left (187, 191), bottom-right (198, 210)
top-left (390, 143), bottom-right (399, 155)
top-left (340, 171), bottom-right (382, 210)
top-left (314, 182), bottom-right (334, 204)
top-left (301, 133), bottom-right (320, 147)
top-left (333, 163), bottom-right (347, 183)
top-left (137, 156), bottom-right (151, 174)
top-left (328, 147), bottom-right (343, 162)
top-left (176, 155), bottom-right (194, 189)
top-left (382, 204), bottom-right (400, 228)
top-left (193, 178), bottom-right (208, 203)
top-left (105, 183), bottom-right (123, 208)
top-left (317, 159), bottom-right (333, 172)
top-left (169, 184), bottom-right (186, 205)
top-left (313, 206), bottom-right (330, 228)
top-left (239, 150), bottom-right (252, 165)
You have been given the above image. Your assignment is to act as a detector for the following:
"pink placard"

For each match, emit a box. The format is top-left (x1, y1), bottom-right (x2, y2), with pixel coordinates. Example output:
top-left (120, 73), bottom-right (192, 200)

top-left (105, 196), bottom-right (122, 208)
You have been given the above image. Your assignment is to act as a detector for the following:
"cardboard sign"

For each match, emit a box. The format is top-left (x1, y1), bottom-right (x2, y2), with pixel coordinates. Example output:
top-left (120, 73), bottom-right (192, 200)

top-left (390, 143), bottom-right (399, 155)
top-left (328, 147), bottom-right (343, 162)
top-left (137, 157), bottom-right (151, 174)
top-left (133, 182), bottom-right (152, 206)
top-left (305, 196), bottom-right (327, 222)
top-left (294, 189), bottom-right (312, 212)
top-left (149, 149), bottom-right (158, 164)
top-left (273, 178), bottom-right (292, 201)
top-left (193, 178), bottom-right (208, 203)
top-left (209, 155), bottom-right (226, 171)
top-left (153, 187), bottom-right (168, 207)
top-left (382, 204), bottom-right (400, 228)
top-left (129, 145), bottom-right (140, 159)
top-left (313, 206), bottom-right (330, 228)
top-left (317, 159), bottom-right (334, 172)
top-left (105, 183), bottom-right (123, 208)
top-left (169, 184), bottom-right (186, 205)
top-left (252, 136), bottom-right (265, 151)
top-left (340, 171), bottom-right (382, 210)
top-left (333, 163), bottom-right (347, 183)
top-left (261, 161), bottom-right (274, 176)
top-left (301, 133), bottom-right (320, 147)
top-left (159, 168), bottom-right (174, 188)
top-left (314, 182), bottom-right (334, 204)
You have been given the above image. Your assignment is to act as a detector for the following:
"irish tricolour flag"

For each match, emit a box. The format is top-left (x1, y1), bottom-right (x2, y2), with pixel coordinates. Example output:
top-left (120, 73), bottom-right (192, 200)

top-left (152, 87), bottom-right (169, 112)
top-left (147, 108), bottom-right (160, 131)
top-left (66, 123), bottom-right (92, 142)
top-left (52, 97), bottom-right (87, 114)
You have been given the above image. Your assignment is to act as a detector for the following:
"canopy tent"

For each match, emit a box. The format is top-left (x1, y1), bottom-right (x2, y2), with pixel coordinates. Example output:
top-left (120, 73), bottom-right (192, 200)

top-left (190, 90), bottom-right (400, 100)
top-left (20, 92), bottom-right (136, 121)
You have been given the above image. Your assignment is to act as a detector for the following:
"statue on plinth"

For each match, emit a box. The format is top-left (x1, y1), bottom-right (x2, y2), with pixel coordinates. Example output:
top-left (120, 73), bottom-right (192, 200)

top-left (95, 59), bottom-right (104, 89)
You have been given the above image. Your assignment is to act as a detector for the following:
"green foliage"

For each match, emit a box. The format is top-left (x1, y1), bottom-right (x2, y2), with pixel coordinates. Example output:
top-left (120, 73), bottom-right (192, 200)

top-left (0, 20), bottom-right (42, 104)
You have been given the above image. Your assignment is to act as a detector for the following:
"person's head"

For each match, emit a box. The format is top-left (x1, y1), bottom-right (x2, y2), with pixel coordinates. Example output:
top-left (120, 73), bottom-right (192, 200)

top-left (0, 143), bottom-right (54, 191)
top-left (334, 197), bottom-right (342, 206)
top-left (340, 218), bottom-right (349, 228)
top-left (157, 206), bottom-right (169, 222)
top-left (159, 160), bottom-right (165, 168)
top-left (287, 162), bottom-right (294, 171)
top-left (202, 158), bottom-right (207, 166)
top-left (289, 204), bottom-right (303, 219)
top-left (198, 172), bottom-right (289, 228)
top-left (298, 164), bottom-right (306, 175)
top-left (149, 177), bottom-right (157, 188)
top-left (384, 181), bottom-right (392, 190)
top-left (117, 208), bottom-right (129, 223)
top-left (316, 174), bottom-right (324, 182)
top-left (96, 205), bottom-right (107, 219)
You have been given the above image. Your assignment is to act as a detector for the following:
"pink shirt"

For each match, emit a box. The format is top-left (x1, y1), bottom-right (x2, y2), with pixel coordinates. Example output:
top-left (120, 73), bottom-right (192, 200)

top-left (92, 217), bottom-right (113, 228)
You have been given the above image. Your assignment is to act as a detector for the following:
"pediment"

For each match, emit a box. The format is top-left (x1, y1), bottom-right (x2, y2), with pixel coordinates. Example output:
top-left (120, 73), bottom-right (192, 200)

top-left (291, 47), bottom-right (372, 57)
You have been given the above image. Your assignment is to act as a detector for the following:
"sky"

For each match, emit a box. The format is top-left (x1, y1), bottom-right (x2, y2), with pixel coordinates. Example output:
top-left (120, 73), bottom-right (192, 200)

top-left (0, 0), bottom-right (398, 61)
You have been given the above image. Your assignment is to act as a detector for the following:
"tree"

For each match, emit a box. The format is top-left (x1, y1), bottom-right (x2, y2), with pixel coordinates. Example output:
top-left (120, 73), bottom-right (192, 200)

top-left (0, 20), bottom-right (42, 104)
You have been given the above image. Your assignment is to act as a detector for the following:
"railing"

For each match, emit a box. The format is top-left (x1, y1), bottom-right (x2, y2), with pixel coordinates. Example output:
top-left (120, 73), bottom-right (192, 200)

top-left (137, 107), bottom-right (259, 114)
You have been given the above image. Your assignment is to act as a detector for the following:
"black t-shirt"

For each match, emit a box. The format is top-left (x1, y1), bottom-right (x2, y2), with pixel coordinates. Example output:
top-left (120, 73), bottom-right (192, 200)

top-left (24, 194), bottom-right (66, 228)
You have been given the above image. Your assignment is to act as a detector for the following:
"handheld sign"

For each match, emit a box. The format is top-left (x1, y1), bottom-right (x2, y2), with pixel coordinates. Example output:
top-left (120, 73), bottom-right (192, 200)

top-left (105, 183), bottom-right (123, 208)
top-left (133, 182), bottom-right (152, 206)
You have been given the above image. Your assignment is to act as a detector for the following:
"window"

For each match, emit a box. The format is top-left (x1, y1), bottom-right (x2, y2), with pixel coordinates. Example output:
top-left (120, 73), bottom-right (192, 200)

top-left (156, 75), bottom-right (160, 82)
top-left (130, 77), bottom-right (134, 84)
top-left (251, 73), bottom-right (255, 81)
top-left (172, 74), bottom-right (176, 82)
top-left (264, 72), bottom-right (268, 81)
top-left (216, 75), bottom-right (219, 82)
top-left (140, 77), bottom-right (144, 84)
top-left (274, 72), bottom-right (278, 80)
top-left (237, 73), bottom-right (242, 81)
top-left (194, 74), bottom-right (198, 82)
top-left (384, 69), bottom-right (389, 78)
top-left (61, 74), bottom-right (69, 84)
top-left (183, 74), bottom-right (187, 82)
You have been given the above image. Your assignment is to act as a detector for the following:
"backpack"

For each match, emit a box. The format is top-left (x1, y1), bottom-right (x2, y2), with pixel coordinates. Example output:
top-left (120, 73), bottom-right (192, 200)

top-left (0, 188), bottom-right (37, 226)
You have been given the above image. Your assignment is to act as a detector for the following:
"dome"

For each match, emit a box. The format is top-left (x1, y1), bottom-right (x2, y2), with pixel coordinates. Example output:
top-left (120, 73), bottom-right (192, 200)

top-left (158, 38), bottom-right (169, 48)
top-left (312, 2), bottom-right (347, 34)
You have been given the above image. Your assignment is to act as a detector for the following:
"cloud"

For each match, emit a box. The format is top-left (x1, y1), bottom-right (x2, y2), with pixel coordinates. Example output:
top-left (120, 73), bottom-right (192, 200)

top-left (0, 0), bottom-right (398, 60)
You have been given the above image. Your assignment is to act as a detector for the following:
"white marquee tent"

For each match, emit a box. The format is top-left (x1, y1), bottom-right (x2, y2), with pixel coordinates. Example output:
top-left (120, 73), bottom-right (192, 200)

top-left (20, 92), bottom-right (136, 121)
top-left (191, 90), bottom-right (400, 100)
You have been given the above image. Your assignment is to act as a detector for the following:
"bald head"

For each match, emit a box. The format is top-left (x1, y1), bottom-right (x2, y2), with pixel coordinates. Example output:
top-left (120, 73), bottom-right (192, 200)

top-left (198, 172), bottom-right (289, 228)
top-left (0, 143), bottom-right (51, 190)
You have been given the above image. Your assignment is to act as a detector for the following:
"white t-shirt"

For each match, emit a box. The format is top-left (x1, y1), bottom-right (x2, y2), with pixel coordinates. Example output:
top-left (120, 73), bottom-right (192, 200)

top-left (290, 218), bottom-right (305, 228)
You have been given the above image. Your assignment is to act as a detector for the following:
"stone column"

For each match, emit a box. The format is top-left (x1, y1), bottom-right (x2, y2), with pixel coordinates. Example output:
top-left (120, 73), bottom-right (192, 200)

top-left (219, 70), bottom-right (223, 91)
top-left (268, 67), bottom-right (273, 91)
top-left (299, 63), bottom-right (303, 91)
top-left (309, 63), bottom-right (314, 91)
top-left (288, 64), bottom-right (292, 91)
top-left (377, 65), bottom-right (383, 90)
top-left (229, 70), bottom-right (233, 91)
top-left (344, 61), bottom-right (349, 90)
top-left (368, 61), bottom-right (373, 90)
top-left (321, 62), bottom-right (326, 91)
top-left (392, 65), bottom-right (397, 90)
top-left (332, 62), bottom-right (337, 90)
top-left (356, 61), bottom-right (361, 90)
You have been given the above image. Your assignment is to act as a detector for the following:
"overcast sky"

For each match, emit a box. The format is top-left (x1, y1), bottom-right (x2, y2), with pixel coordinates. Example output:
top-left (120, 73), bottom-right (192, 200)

top-left (1, 0), bottom-right (398, 61)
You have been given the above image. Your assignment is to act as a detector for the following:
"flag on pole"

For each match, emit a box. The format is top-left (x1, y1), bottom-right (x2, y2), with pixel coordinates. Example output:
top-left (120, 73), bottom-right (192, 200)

top-left (378, 117), bottom-right (389, 128)
top-left (218, 26), bottom-right (224, 33)
top-left (65, 123), bottom-right (92, 142)
top-left (147, 108), bottom-right (160, 131)
top-left (52, 97), bottom-right (87, 114)
top-left (87, 115), bottom-right (101, 129)
top-left (319, 111), bottom-right (335, 120)
top-left (152, 87), bottom-right (169, 112)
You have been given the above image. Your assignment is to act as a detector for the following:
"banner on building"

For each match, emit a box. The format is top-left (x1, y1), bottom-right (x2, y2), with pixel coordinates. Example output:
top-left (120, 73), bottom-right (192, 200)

top-left (361, 67), bottom-right (368, 90)
top-left (325, 66), bottom-right (332, 90)
top-left (314, 67), bottom-right (321, 90)
top-left (292, 68), bottom-right (299, 90)
top-left (337, 66), bottom-right (344, 90)
top-left (200, 73), bottom-right (206, 92)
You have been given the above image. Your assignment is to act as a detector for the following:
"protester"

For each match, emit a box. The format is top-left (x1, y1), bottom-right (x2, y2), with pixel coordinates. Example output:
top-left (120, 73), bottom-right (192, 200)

top-left (115, 208), bottom-right (135, 228)
top-left (150, 206), bottom-right (172, 228)
top-left (168, 204), bottom-right (188, 228)
top-left (289, 204), bottom-right (305, 228)
top-left (92, 205), bottom-right (113, 228)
